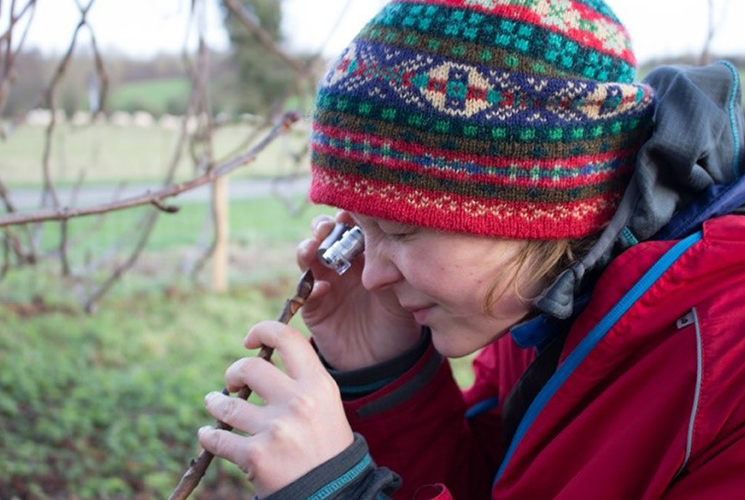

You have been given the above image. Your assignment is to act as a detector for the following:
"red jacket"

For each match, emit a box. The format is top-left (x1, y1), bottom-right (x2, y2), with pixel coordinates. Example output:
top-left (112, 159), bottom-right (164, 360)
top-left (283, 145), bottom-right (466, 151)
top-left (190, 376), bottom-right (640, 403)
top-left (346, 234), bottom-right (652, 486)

top-left (342, 215), bottom-right (745, 499)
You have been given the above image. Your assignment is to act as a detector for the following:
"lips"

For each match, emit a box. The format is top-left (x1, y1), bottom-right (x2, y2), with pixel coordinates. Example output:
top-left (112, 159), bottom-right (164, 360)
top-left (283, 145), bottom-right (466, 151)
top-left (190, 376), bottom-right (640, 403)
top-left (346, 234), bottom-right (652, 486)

top-left (402, 303), bottom-right (436, 325)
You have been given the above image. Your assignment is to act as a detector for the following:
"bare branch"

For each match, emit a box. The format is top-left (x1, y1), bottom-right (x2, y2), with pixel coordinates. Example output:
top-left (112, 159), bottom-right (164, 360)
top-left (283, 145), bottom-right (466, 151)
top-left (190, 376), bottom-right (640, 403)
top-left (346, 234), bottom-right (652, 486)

top-left (84, 32), bottom-right (214, 312)
top-left (152, 199), bottom-right (181, 214)
top-left (700, 0), bottom-right (731, 65)
top-left (7, 0), bottom-right (35, 56)
top-left (222, 0), bottom-right (305, 74)
top-left (55, 169), bottom-right (87, 277)
top-left (1, 227), bottom-right (29, 264)
top-left (0, 175), bottom-right (36, 263)
top-left (39, 182), bottom-right (127, 262)
top-left (0, 0), bottom-right (35, 45)
top-left (0, 175), bottom-right (16, 213)
top-left (83, 211), bottom-right (158, 313)
top-left (59, 220), bottom-right (71, 277)
top-left (87, 25), bottom-right (109, 117)
top-left (0, 112), bottom-right (302, 228)
top-left (0, 232), bottom-right (9, 282)
top-left (40, 14), bottom-right (90, 209)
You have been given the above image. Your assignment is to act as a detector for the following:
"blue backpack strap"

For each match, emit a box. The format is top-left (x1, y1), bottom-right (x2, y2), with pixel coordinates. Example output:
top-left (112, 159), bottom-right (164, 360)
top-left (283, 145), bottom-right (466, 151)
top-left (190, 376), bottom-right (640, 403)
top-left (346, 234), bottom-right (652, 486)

top-left (653, 174), bottom-right (745, 241)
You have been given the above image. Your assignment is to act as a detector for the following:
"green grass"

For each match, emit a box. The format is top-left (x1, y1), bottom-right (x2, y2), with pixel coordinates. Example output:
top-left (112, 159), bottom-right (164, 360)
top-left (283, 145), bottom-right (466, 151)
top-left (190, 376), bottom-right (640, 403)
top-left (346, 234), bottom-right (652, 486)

top-left (0, 122), bottom-right (310, 187)
top-left (0, 284), bottom-right (477, 500)
top-left (109, 78), bottom-right (191, 115)
top-left (0, 196), bottom-right (332, 306)
top-left (0, 285), bottom-right (278, 499)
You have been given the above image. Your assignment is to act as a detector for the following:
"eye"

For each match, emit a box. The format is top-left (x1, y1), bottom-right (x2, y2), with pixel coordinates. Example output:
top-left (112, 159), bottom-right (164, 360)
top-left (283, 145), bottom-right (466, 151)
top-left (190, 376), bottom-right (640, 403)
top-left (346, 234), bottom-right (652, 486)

top-left (379, 222), bottom-right (417, 240)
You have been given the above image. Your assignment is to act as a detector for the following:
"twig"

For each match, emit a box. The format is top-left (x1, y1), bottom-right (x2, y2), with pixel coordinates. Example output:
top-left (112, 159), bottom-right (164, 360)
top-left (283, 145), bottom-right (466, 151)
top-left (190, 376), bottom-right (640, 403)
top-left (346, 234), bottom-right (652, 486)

top-left (168, 269), bottom-right (315, 500)
top-left (0, 0), bottom-right (35, 45)
top-left (82, 14), bottom-right (223, 313)
top-left (0, 175), bottom-right (16, 213)
top-left (215, 121), bottom-right (269, 165)
top-left (87, 24), bottom-right (109, 117)
top-left (151, 199), bottom-right (181, 214)
top-left (222, 0), bottom-right (305, 74)
top-left (188, 236), bottom-right (216, 281)
top-left (0, 175), bottom-right (34, 263)
top-left (0, 231), bottom-right (9, 281)
top-left (83, 210), bottom-right (158, 313)
top-left (186, 11), bottom-right (223, 284)
top-left (40, 13), bottom-right (91, 210)
top-left (59, 219), bottom-right (71, 277)
top-left (57, 169), bottom-right (87, 277)
top-left (39, 182), bottom-right (127, 261)
top-left (700, 0), bottom-right (731, 65)
top-left (81, 46), bottom-right (205, 312)
top-left (0, 112), bottom-right (302, 228)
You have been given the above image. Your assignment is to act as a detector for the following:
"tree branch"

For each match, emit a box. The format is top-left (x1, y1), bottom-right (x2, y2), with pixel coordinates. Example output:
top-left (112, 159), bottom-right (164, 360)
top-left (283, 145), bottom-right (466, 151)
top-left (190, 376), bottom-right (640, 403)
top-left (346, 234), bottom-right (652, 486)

top-left (0, 0), bottom-right (35, 45)
top-left (87, 24), bottom-right (109, 117)
top-left (0, 231), bottom-right (10, 282)
top-left (0, 112), bottom-right (301, 228)
top-left (222, 0), bottom-right (305, 74)
top-left (40, 14), bottom-right (90, 209)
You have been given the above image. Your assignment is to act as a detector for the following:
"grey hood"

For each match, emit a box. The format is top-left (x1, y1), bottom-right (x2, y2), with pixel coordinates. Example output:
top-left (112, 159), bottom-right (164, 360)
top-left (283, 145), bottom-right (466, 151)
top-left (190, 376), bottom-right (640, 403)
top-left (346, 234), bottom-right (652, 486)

top-left (535, 62), bottom-right (745, 319)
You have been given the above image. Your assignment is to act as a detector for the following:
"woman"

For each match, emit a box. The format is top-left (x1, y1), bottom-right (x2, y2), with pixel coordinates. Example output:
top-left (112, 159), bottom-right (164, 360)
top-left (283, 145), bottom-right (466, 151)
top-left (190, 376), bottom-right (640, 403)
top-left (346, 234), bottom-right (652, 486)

top-left (198, 0), bottom-right (745, 498)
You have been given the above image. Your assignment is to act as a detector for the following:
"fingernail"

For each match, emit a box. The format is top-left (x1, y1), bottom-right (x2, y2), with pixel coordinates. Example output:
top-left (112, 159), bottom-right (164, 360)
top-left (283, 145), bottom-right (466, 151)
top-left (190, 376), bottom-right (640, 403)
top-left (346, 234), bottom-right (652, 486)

top-left (204, 392), bottom-right (220, 405)
top-left (198, 425), bottom-right (212, 437)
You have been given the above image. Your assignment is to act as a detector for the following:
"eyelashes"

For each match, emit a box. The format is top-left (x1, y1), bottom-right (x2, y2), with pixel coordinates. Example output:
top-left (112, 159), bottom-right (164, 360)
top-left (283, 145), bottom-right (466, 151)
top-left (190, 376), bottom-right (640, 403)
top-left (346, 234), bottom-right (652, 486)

top-left (353, 215), bottom-right (417, 241)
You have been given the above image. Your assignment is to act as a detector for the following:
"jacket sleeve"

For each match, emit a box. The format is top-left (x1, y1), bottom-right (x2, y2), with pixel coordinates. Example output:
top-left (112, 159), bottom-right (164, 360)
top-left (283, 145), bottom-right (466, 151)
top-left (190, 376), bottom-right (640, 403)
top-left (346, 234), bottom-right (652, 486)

top-left (332, 331), bottom-right (535, 500)
top-left (262, 331), bottom-right (534, 500)
top-left (261, 433), bottom-right (401, 500)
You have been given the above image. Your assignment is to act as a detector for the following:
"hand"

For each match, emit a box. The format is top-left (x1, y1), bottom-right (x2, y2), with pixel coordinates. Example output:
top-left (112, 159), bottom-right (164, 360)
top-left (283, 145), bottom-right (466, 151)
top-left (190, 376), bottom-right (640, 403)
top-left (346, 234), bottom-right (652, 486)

top-left (297, 211), bottom-right (421, 371)
top-left (198, 321), bottom-right (354, 498)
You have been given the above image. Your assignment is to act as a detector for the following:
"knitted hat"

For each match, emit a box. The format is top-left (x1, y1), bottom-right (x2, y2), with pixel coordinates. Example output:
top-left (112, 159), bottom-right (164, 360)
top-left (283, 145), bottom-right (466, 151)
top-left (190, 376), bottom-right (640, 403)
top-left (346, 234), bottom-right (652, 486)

top-left (309, 0), bottom-right (655, 239)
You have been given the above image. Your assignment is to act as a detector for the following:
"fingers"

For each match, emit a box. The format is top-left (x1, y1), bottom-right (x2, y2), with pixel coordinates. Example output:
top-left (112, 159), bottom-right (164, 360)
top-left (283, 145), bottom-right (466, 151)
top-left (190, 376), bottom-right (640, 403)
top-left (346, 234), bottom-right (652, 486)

top-left (296, 237), bottom-right (321, 271)
top-left (204, 391), bottom-right (268, 435)
top-left (198, 426), bottom-right (254, 476)
top-left (297, 211), bottom-right (355, 271)
top-left (244, 321), bottom-right (320, 380)
top-left (224, 355), bottom-right (294, 400)
top-left (312, 214), bottom-right (336, 237)
top-left (296, 215), bottom-right (334, 273)
top-left (335, 210), bottom-right (356, 227)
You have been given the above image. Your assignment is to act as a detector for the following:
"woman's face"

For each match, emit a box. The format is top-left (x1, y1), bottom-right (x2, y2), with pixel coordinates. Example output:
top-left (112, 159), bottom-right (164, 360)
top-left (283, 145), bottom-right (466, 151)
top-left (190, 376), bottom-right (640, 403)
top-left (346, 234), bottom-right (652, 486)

top-left (351, 213), bottom-right (539, 358)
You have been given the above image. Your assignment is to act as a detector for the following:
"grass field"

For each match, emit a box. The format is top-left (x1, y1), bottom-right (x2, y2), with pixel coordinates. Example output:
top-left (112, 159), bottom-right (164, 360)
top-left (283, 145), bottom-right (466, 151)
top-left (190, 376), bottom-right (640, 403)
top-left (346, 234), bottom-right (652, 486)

top-left (1, 196), bottom-right (331, 303)
top-left (0, 279), bottom-right (479, 499)
top-left (0, 121), bottom-right (311, 187)
top-left (108, 78), bottom-right (192, 116)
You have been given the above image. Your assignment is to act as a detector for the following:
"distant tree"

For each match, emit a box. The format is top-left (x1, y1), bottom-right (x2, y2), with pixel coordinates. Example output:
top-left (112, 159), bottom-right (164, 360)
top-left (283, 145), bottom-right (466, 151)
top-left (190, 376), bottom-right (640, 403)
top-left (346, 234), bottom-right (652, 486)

top-left (221, 0), bottom-right (302, 114)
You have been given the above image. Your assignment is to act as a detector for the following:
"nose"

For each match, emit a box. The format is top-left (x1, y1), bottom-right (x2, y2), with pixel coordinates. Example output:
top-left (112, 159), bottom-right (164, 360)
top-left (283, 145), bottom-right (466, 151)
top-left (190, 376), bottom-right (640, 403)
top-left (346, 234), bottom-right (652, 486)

top-left (361, 242), bottom-right (403, 292)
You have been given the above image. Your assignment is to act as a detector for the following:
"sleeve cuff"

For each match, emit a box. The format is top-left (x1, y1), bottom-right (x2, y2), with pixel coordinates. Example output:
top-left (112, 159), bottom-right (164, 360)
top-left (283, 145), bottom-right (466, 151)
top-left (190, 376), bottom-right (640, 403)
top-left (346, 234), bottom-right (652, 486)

top-left (320, 328), bottom-right (432, 400)
top-left (261, 433), bottom-right (401, 500)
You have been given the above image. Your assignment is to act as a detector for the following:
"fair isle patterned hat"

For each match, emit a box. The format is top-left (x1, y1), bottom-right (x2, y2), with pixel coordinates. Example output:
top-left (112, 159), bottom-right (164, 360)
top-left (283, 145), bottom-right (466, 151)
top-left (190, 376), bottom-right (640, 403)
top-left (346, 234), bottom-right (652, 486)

top-left (309, 0), bottom-right (655, 239)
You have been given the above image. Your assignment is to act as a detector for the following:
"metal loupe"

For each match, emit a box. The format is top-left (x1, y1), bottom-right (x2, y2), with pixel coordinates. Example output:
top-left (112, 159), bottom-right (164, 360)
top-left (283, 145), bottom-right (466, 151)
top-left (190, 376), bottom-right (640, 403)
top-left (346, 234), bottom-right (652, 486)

top-left (317, 224), bottom-right (365, 275)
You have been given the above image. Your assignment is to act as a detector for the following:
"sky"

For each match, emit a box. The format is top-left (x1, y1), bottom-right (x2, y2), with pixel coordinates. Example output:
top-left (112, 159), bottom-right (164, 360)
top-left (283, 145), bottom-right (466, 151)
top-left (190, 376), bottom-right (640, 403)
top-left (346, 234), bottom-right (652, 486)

top-left (2, 0), bottom-right (744, 64)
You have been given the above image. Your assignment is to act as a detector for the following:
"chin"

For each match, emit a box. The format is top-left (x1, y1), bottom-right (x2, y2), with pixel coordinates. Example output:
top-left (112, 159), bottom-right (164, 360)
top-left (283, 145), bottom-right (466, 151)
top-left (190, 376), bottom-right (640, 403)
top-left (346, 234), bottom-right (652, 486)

top-left (429, 325), bottom-right (510, 359)
top-left (429, 329), bottom-right (478, 359)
